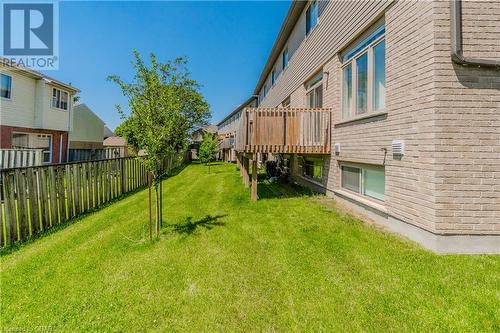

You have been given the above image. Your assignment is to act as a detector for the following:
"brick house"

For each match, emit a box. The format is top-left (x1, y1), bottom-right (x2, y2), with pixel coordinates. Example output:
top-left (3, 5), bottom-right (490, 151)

top-left (218, 0), bottom-right (499, 253)
top-left (1, 61), bottom-right (79, 164)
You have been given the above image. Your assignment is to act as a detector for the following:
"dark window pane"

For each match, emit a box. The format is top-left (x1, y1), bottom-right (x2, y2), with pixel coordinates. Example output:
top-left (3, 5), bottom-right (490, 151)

top-left (303, 158), bottom-right (323, 181)
top-left (1, 74), bottom-right (12, 99)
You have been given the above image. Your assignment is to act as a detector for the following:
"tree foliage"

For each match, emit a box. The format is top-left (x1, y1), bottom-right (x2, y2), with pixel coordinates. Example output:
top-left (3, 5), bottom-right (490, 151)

top-left (198, 133), bottom-right (218, 172)
top-left (107, 51), bottom-right (210, 235)
top-left (114, 117), bottom-right (140, 151)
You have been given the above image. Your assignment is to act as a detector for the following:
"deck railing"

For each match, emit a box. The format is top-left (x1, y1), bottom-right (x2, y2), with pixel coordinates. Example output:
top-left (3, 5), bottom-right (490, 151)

top-left (235, 107), bottom-right (332, 154)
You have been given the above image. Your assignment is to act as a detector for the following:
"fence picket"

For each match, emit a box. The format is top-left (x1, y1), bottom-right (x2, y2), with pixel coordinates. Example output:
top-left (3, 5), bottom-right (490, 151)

top-left (27, 168), bottom-right (40, 234)
top-left (39, 168), bottom-right (49, 230)
top-left (3, 172), bottom-right (17, 244)
top-left (48, 167), bottom-right (58, 225)
top-left (0, 155), bottom-right (186, 247)
top-left (15, 169), bottom-right (29, 239)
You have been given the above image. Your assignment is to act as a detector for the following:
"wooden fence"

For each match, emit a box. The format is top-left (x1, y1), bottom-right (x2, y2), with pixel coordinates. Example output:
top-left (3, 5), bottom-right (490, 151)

top-left (0, 149), bottom-right (43, 169)
top-left (0, 153), bottom-right (187, 247)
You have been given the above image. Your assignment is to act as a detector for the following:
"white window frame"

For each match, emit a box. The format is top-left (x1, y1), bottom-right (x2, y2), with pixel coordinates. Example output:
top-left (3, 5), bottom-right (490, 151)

top-left (306, 0), bottom-right (319, 36)
top-left (305, 72), bottom-right (323, 108)
top-left (1, 73), bottom-right (13, 100)
top-left (52, 87), bottom-right (69, 110)
top-left (282, 47), bottom-right (289, 70)
top-left (341, 33), bottom-right (385, 120)
top-left (340, 163), bottom-right (385, 202)
top-left (271, 68), bottom-right (276, 86)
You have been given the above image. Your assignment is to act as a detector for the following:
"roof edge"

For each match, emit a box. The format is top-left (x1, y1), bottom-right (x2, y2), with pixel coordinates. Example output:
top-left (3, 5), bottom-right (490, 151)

top-left (217, 96), bottom-right (258, 126)
top-left (1, 57), bottom-right (80, 93)
top-left (253, 1), bottom-right (307, 95)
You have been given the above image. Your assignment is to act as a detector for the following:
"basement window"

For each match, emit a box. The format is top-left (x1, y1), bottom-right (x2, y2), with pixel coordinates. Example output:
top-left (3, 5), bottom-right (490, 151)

top-left (341, 164), bottom-right (385, 201)
top-left (302, 157), bottom-right (323, 182)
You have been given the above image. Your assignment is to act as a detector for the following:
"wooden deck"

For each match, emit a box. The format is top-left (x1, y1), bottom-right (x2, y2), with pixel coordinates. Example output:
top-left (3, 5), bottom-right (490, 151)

top-left (235, 107), bottom-right (332, 154)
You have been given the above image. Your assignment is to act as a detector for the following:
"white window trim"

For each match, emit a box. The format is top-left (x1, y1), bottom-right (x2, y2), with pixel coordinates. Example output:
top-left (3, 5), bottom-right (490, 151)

top-left (305, 0), bottom-right (320, 39)
top-left (282, 46), bottom-right (289, 71)
top-left (1, 73), bottom-right (13, 100)
top-left (51, 87), bottom-right (69, 111)
top-left (341, 35), bottom-right (385, 121)
top-left (340, 162), bottom-right (385, 202)
top-left (305, 72), bottom-right (323, 108)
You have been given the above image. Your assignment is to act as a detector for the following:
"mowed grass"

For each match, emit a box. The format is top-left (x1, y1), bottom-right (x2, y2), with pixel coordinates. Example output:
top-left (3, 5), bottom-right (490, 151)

top-left (1, 162), bottom-right (499, 332)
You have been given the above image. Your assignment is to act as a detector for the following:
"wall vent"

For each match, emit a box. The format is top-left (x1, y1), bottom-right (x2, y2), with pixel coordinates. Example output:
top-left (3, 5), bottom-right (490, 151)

top-left (392, 140), bottom-right (405, 156)
top-left (334, 143), bottom-right (341, 155)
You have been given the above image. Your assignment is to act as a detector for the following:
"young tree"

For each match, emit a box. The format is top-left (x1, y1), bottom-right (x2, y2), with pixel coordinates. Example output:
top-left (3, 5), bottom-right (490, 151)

top-left (108, 51), bottom-right (210, 237)
top-left (198, 133), bottom-right (218, 173)
top-left (114, 117), bottom-right (140, 153)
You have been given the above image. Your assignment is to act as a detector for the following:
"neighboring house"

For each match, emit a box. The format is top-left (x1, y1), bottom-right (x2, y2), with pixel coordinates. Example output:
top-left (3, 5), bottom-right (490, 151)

top-left (190, 125), bottom-right (217, 160)
top-left (103, 136), bottom-right (128, 159)
top-left (0, 60), bottom-right (79, 164)
top-left (217, 96), bottom-right (257, 162)
top-left (104, 126), bottom-right (114, 139)
top-left (222, 0), bottom-right (500, 253)
top-left (68, 103), bottom-right (106, 161)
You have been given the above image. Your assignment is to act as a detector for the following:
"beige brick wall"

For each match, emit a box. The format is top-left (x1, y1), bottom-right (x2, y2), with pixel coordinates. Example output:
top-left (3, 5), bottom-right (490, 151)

top-left (256, 0), bottom-right (500, 235)
top-left (432, 0), bottom-right (500, 234)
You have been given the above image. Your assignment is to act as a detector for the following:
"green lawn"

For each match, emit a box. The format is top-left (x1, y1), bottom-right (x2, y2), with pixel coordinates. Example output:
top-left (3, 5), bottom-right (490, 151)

top-left (1, 162), bottom-right (499, 332)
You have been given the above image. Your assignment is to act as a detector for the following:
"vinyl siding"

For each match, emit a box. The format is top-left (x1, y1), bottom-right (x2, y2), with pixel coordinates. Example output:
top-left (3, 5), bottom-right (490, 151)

top-left (69, 104), bottom-right (105, 143)
top-left (0, 69), bottom-right (37, 128)
top-left (259, 0), bottom-right (392, 107)
top-left (255, 0), bottom-right (499, 235)
top-left (0, 67), bottom-right (73, 132)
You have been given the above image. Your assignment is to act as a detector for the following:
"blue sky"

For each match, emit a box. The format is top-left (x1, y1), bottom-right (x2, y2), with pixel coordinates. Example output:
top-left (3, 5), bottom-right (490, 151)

top-left (48, 1), bottom-right (291, 130)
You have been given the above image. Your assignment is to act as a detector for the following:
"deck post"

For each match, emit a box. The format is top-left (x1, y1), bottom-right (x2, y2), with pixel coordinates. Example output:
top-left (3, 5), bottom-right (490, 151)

top-left (251, 153), bottom-right (258, 201)
top-left (243, 156), bottom-right (250, 188)
top-left (237, 153), bottom-right (242, 177)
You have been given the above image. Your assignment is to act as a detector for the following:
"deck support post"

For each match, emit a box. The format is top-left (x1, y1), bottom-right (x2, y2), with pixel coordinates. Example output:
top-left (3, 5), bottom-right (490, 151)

top-left (251, 153), bottom-right (258, 201)
top-left (241, 155), bottom-right (249, 188)
top-left (237, 153), bottom-right (242, 177)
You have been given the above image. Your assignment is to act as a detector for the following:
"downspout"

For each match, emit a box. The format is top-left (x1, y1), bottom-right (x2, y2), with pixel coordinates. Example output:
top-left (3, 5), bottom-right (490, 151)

top-left (450, 0), bottom-right (500, 69)
top-left (66, 96), bottom-right (72, 162)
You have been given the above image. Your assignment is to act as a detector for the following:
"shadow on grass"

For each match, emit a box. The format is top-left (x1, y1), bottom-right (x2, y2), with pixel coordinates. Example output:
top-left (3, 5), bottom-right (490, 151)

top-left (257, 179), bottom-right (316, 200)
top-left (0, 184), bottom-right (150, 257)
top-left (166, 214), bottom-right (227, 235)
top-left (1, 162), bottom-right (193, 256)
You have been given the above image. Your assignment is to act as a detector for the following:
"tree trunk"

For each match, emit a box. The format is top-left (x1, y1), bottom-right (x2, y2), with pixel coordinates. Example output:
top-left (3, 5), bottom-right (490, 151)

top-left (148, 173), bottom-right (152, 241)
top-left (154, 182), bottom-right (160, 237)
top-left (159, 179), bottom-right (163, 229)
